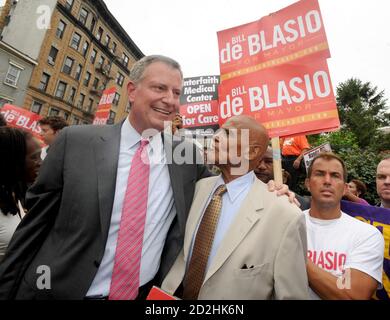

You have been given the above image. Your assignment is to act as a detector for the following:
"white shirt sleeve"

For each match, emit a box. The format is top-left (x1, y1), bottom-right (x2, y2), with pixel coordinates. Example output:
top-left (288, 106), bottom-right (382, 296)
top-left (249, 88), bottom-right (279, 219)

top-left (344, 225), bottom-right (384, 285)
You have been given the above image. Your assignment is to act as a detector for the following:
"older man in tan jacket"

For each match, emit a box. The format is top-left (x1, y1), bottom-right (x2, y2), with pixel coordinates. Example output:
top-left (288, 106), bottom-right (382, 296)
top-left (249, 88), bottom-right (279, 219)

top-left (161, 115), bottom-right (309, 300)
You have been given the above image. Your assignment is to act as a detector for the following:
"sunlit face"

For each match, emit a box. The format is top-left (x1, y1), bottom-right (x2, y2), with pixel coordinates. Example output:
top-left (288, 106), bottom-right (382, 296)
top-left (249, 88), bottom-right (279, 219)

top-left (306, 158), bottom-right (347, 209)
top-left (40, 124), bottom-right (57, 146)
top-left (376, 160), bottom-right (390, 203)
top-left (25, 136), bottom-right (42, 183)
top-left (128, 62), bottom-right (182, 134)
top-left (255, 149), bottom-right (273, 183)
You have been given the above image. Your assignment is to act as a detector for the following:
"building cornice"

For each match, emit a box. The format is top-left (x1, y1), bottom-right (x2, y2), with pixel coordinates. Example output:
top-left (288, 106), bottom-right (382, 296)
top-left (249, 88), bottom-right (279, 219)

top-left (0, 40), bottom-right (38, 65)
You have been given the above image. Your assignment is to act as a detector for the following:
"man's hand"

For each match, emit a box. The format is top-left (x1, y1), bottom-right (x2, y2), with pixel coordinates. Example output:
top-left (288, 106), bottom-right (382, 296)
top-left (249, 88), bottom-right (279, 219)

top-left (267, 180), bottom-right (301, 207)
top-left (293, 158), bottom-right (301, 169)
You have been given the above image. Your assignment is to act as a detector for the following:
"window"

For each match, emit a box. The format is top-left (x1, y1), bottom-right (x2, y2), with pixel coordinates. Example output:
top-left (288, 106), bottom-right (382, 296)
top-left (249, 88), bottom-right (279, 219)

top-left (79, 8), bottom-right (89, 25)
top-left (31, 101), bottom-right (43, 114)
top-left (82, 41), bottom-right (89, 57)
top-left (48, 46), bottom-right (58, 65)
top-left (62, 57), bottom-right (74, 75)
top-left (70, 32), bottom-right (81, 50)
top-left (122, 53), bottom-right (129, 67)
top-left (0, 96), bottom-right (13, 108)
top-left (64, 0), bottom-right (74, 11)
top-left (116, 72), bottom-right (125, 87)
top-left (55, 81), bottom-right (67, 99)
top-left (96, 27), bottom-right (103, 41)
top-left (68, 87), bottom-right (76, 103)
top-left (49, 107), bottom-right (60, 116)
top-left (113, 93), bottom-right (120, 106)
top-left (90, 49), bottom-right (97, 64)
top-left (4, 64), bottom-right (22, 87)
top-left (63, 112), bottom-right (70, 121)
top-left (84, 72), bottom-right (91, 87)
top-left (75, 64), bottom-right (83, 81)
top-left (39, 73), bottom-right (50, 91)
top-left (125, 101), bottom-right (131, 113)
top-left (87, 98), bottom-right (94, 113)
top-left (92, 77), bottom-right (99, 89)
top-left (78, 93), bottom-right (85, 108)
top-left (105, 34), bottom-right (111, 46)
top-left (56, 20), bottom-right (66, 39)
top-left (72, 117), bottom-right (80, 125)
top-left (107, 110), bottom-right (116, 124)
top-left (112, 42), bottom-right (117, 54)
top-left (90, 17), bottom-right (96, 32)
top-left (98, 55), bottom-right (105, 67)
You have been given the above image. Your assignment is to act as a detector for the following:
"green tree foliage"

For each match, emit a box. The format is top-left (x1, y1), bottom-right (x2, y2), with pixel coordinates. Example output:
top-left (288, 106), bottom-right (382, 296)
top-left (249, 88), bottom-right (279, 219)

top-left (336, 78), bottom-right (389, 150)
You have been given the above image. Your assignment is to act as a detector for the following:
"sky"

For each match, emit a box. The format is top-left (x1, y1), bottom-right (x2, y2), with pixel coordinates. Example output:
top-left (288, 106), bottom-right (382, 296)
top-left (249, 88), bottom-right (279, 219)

top-left (104, 0), bottom-right (390, 102)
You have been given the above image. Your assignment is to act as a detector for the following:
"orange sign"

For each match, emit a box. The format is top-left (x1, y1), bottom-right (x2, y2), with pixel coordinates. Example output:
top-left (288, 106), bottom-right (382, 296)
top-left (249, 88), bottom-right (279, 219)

top-left (1, 104), bottom-right (43, 142)
top-left (217, 0), bottom-right (339, 137)
top-left (93, 87), bottom-right (116, 125)
top-left (218, 59), bottom-right (340, 137)
top-left (218, 0), bottom-right (330, 80)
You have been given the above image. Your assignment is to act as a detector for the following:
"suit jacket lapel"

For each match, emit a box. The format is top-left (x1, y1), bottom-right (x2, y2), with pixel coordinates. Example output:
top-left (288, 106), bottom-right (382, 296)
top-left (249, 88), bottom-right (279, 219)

top-left (204, 179), bottom-right (265, 283)
top-left (164, 133), bottom-right (187, 235)
top-left (94, 122), bottom-right (122, 240)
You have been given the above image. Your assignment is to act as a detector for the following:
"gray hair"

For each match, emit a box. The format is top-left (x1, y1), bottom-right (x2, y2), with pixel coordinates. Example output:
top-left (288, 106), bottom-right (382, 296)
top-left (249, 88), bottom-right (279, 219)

top-left (129, 55), bottom-right (183, 83)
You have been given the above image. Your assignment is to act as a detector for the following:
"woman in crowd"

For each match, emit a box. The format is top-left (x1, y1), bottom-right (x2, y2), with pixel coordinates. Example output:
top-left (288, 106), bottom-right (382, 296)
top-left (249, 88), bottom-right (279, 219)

top-left (0, 127), bottom-right (42, 262)
top-left (345, 178), bottom-right (370, 205)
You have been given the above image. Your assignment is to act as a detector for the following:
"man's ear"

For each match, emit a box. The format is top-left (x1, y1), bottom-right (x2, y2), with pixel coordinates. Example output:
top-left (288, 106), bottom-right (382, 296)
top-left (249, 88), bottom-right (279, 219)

top-left (342, 183), bottom-right (348, 197)
top-left (127, 81), bottom-right (137, 103)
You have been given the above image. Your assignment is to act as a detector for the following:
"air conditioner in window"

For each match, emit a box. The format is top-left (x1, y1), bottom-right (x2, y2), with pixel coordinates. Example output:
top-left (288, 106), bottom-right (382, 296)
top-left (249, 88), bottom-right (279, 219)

top-left (48, 56), bottom-right (55, 65)
top-left (4, 78), bottom-right (16, 86)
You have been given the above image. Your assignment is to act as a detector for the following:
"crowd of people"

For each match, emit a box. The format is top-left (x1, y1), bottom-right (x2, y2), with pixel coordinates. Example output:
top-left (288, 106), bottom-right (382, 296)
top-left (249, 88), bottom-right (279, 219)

top-left (0, 55), bottom-right (387, 300)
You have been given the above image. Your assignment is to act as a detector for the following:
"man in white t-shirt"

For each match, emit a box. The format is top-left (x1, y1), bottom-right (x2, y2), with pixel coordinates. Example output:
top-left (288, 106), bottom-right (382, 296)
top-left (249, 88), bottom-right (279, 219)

top-left (304, 152), bottom-right (384, 300)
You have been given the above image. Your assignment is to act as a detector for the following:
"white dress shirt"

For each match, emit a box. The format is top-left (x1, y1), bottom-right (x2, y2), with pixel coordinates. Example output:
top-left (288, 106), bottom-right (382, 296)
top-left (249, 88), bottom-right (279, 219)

top-left (87, 119), bottom-right (176, 297)
top-left (188, 171), bottom-right (255, 272)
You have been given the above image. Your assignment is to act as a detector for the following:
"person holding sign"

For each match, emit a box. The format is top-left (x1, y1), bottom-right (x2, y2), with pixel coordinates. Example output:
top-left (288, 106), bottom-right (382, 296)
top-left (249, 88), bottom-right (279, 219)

top-left (161, 115), bottom-right (309, 300)
top-left (304, 153), bottom-right (384, 299)
top-left (281, 135), bottom-right (310, 192)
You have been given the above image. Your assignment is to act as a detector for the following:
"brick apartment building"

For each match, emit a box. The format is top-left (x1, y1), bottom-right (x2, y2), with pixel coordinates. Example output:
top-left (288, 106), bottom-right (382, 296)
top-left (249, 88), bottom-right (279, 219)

top-left (0, 0), bottom-right (143, 124)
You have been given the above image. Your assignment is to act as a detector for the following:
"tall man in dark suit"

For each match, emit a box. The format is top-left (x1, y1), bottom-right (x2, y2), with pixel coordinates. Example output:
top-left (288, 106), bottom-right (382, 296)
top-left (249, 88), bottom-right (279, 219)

top-left (0, 55), bottom-right (210, 300)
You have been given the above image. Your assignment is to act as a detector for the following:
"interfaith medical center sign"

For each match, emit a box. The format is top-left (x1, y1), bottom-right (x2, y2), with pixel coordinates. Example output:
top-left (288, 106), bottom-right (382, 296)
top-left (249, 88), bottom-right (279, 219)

top-left (217, 0), bottom-right (340, 137)
top-left (180, 75), bottom-right (220, 133)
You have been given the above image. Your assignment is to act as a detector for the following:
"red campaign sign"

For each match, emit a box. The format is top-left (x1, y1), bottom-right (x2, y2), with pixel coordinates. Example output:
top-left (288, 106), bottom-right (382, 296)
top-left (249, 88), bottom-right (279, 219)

top-left (218, 0), bottom-right (330, 80)
top-left (93, 87), bottom-right (116, 125)
top-left (180, 100), bottom-right (219, 129)
top-left (218, 59), bottom-right (340, 138)
top-left (1, 104), bottom-right (43, 142)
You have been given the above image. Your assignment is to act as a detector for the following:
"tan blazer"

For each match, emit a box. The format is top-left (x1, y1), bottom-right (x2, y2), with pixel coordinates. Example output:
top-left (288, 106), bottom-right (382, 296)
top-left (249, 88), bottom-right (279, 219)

top-left (162, 176), bottom-right (309, 300)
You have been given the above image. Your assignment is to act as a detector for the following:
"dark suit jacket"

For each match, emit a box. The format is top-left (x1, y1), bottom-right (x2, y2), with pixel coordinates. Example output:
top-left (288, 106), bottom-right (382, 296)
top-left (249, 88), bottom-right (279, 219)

top-left (0, 122), bottom-right (210, 299)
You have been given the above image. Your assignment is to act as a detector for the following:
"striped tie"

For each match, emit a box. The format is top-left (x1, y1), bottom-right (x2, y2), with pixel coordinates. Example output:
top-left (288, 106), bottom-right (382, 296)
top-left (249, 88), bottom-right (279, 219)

top-left (109, 138), bottom-right (150, 300)
top-left (182, 184), bottom-right (227, 300)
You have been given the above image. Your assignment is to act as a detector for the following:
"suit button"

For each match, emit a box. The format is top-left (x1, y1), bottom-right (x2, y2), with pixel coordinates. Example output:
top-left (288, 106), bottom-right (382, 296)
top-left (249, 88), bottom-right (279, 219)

top-left (94, 260), bottom-right (100, 268)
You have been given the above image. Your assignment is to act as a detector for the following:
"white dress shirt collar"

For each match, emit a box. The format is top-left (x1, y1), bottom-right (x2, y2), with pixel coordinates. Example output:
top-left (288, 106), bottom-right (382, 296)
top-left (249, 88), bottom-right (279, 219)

top-left (215, 171), bottom-right (256, 202)
top-left (121, 118), bottom-right (162, 155)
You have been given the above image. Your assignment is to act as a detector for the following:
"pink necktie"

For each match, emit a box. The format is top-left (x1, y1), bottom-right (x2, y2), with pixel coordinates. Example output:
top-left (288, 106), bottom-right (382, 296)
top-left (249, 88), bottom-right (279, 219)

top-left (109, 139), bottom-right (150, 300)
